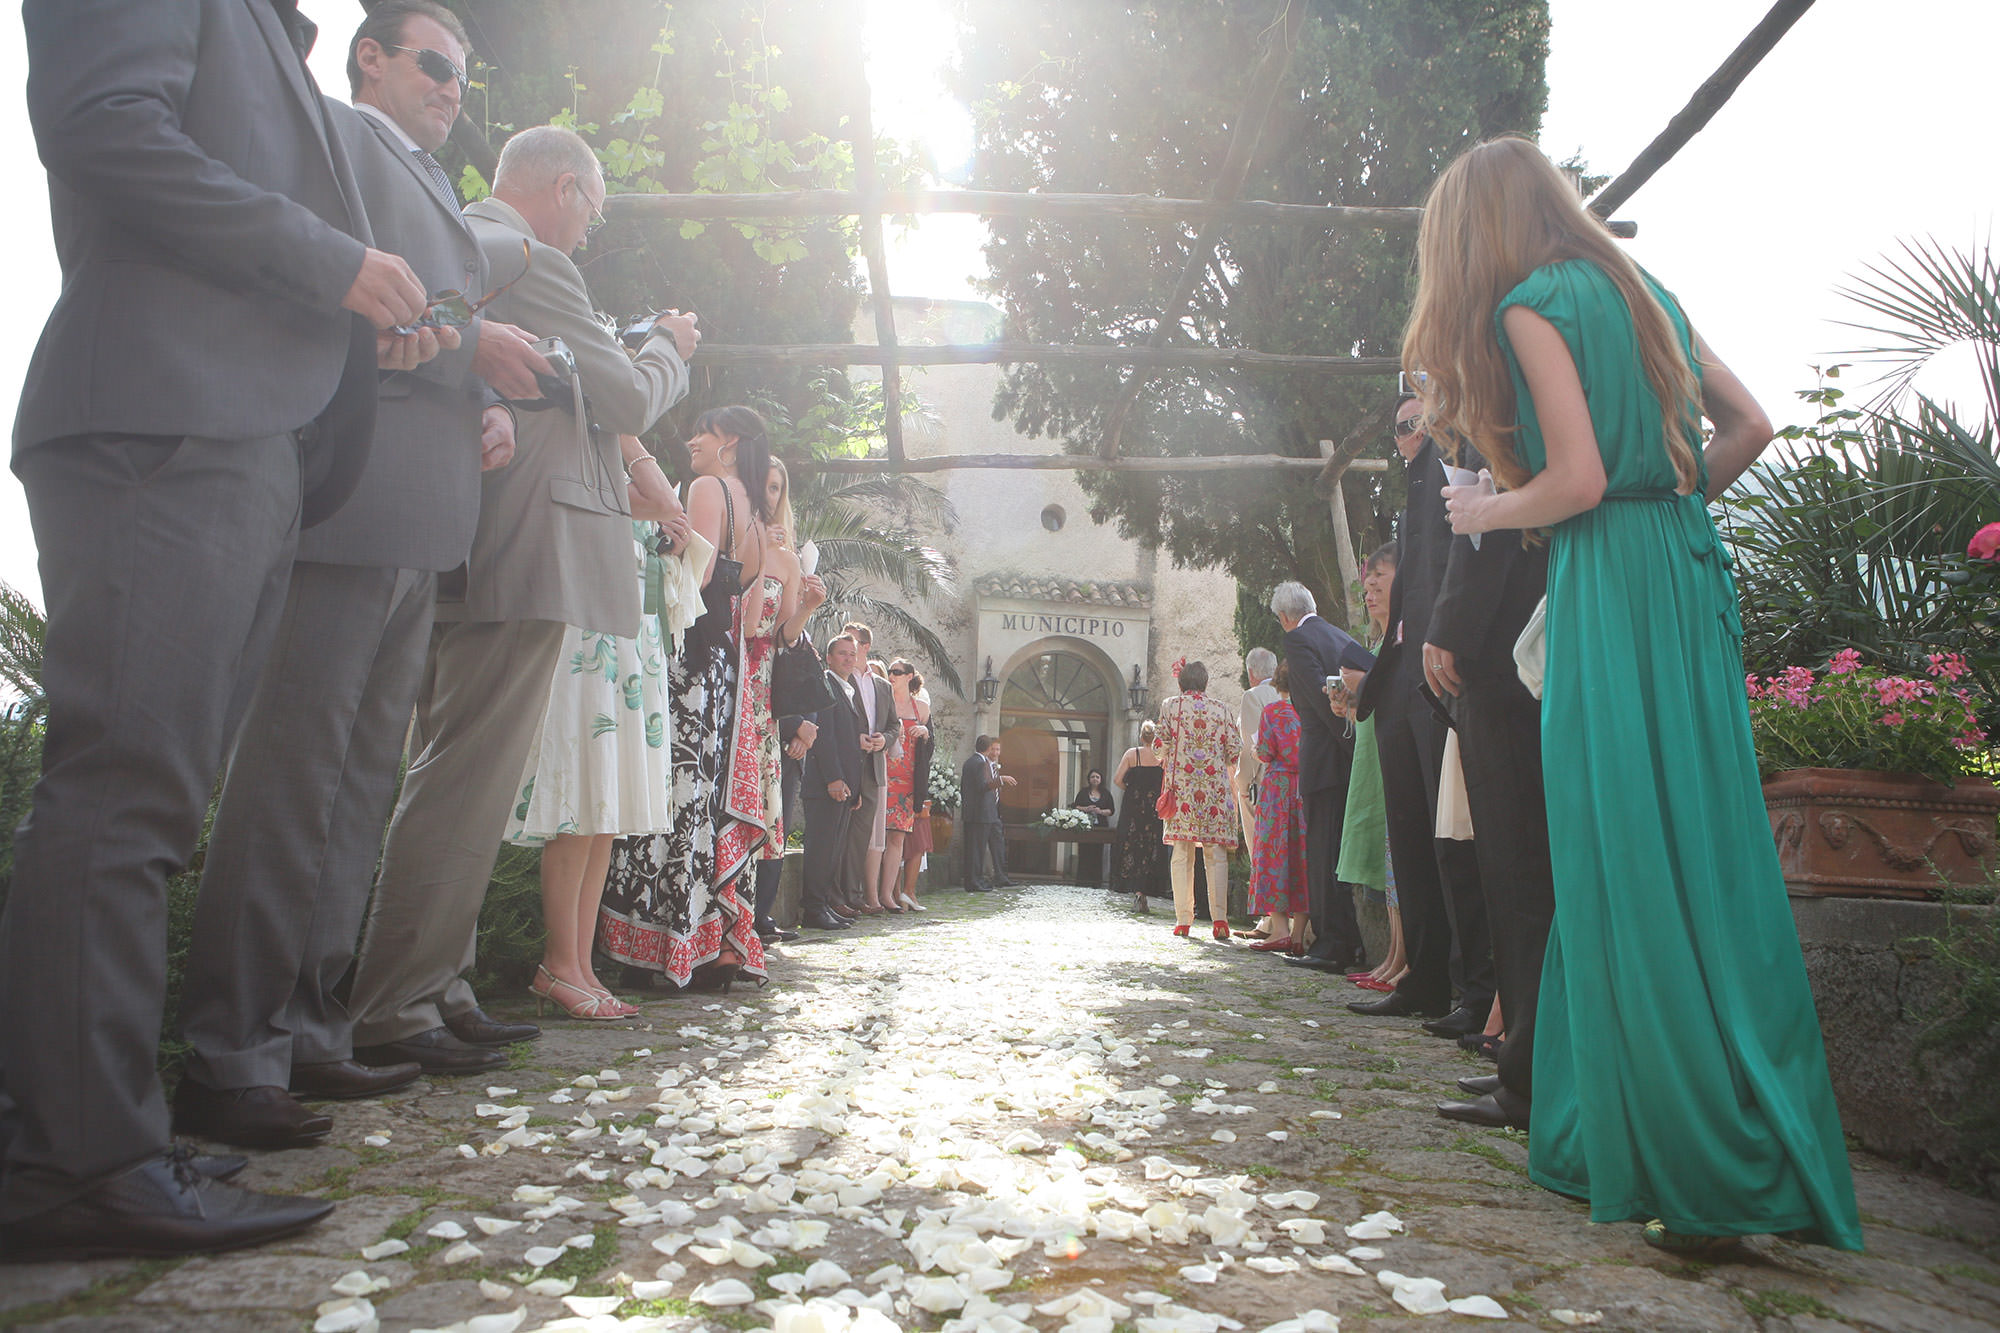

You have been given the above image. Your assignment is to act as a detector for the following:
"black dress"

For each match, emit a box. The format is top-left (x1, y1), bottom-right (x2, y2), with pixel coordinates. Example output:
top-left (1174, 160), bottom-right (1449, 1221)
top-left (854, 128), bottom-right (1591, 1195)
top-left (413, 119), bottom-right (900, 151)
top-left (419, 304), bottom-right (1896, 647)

top-left (1111, 764), bottom-right (1170, 899)
top-left (1071, 786), bottom-right (1116, 885)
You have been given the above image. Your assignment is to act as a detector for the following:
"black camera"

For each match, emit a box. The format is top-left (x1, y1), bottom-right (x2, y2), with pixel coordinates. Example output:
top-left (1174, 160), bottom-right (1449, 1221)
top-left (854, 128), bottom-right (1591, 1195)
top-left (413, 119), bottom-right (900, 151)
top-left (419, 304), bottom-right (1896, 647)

top-left (620, 312), bottom-right (664, 350)
top-left (511, 335), bottom-right (577, 410)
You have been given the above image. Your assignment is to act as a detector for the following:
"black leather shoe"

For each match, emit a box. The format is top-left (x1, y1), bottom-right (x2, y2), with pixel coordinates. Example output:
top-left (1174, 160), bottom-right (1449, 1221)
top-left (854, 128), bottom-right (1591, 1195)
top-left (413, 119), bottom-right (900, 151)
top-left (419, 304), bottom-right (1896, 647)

top-left (1347, 991), bottom-right (1447, 1018)
top-left (805, 908), bottom-right (852, 929)
top-left (1435, 1089), bottom-right (1530, 1130)
top-left (290, 1059), bottom-right (422, 1101)
top-left (1456, 1073), bottom-right (1503, 1096)
top-left (758, 927), bottom-right (801, 943)
top-left (191, 1153), bottom-right (248, 1182)
top-left (1421, 1006), bottom-right (1485, 1039)
top-left (171, 1080), bottom-right (331, 1149)
top-left (965, 883), bottom-right (992, 893)
top-left (0, 1147), bottom-right (332, 1262)
top-left (354, 1027), bottom-right (506, 1074)
top-left (443, 1007), bottom-right (541, 1047)
top-left (1283, 955), bottom-right (1345, 972)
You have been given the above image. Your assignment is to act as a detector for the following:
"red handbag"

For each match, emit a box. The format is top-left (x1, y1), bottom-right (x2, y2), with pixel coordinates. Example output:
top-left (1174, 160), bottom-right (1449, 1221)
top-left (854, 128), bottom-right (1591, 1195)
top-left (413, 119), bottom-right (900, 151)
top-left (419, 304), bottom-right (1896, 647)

top-left (1156, 786), bottom-right (1178, 820)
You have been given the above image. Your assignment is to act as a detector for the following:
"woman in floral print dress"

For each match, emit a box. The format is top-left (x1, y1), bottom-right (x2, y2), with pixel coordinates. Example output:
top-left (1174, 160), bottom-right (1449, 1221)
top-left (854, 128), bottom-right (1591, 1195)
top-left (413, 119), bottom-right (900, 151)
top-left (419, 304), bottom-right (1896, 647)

top-left (1154, 659), bottom-right (1241, 939)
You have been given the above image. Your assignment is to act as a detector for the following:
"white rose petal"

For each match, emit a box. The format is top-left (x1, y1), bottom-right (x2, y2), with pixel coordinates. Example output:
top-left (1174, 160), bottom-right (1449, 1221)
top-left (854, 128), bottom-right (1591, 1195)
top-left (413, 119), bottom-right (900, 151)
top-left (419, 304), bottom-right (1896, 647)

top-left (1265, 1131), bottom-right (1289, 1142)
top-left (520, 1277), bottom-right (576, 1297)
top-left (464, 1311), bottom-right (526, 1333)
top-left (522, 1245), bottom-right (567, 1268)
top-left (1277, 1219), bottom-right (1327, 1245)
top-left (1448, 1295), bottom-right (1508, 1319)
top-left (312, 1299), bottom-right (374, 1333)
top-left (1307, 1253), bottom-right (1366, 1276)
top-left (473, 1217), bottom-right (521, 1236)
top-left (803, 1259), bottom-right (853, 1291)
top-left (691, 1277), bottom-right (756, 1306)
top-left (439, 1241), bottom-right (484, 1265)
top-left (1550, 1313), bottom-right (1604, 1327)
top-left (1210, 1129), bottom-right (1237, 1143)
top-left (425, 1220), bottom-right (468, 1240)
top-left (1344, 1210), bottom-right (1403, 1240)
top-left (478, 1279), bottom-right (515, 1302)
top-left (359, 1240), bottom-right (409, 1261)
top-left (650, 1232), bottom-right (693, 1256)
top-left (1346, 1246), bottom-right (1384, 1261)
top-left (908, 1275), bottom-right (970, 1312)
top-left (1178, 1264), bottom-right (1218, 1284)
top-left (561, 1295), bottom-right (624, 1317)
top-left (630, 1279), bottom-right (676, 1299)
top-left (362, 1135), bottom-right (390, 1148)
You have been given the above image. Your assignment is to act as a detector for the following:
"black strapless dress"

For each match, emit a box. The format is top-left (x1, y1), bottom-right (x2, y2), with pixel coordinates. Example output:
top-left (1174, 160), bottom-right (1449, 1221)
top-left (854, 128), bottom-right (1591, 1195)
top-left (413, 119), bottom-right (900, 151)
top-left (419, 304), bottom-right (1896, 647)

top-left (1111, 765), bottom-right (1170, 899)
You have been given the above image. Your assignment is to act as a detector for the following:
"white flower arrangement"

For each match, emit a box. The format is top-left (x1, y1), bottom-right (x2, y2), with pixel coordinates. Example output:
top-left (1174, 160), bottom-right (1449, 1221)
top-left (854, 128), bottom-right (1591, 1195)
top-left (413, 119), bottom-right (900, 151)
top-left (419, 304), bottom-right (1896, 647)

top-left (1039, 807), bottom-right (1095, 830)
top-left (927, 767), bottom-right (961, 813)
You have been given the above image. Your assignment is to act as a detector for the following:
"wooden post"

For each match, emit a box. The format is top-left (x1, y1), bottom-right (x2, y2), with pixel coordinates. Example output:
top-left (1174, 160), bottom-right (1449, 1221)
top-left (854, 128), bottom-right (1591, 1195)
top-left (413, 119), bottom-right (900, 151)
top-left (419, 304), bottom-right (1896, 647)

top-left (847, 12), bottom-right (905, 461)
top-left (1319, 440), bottom-right (1363, 630)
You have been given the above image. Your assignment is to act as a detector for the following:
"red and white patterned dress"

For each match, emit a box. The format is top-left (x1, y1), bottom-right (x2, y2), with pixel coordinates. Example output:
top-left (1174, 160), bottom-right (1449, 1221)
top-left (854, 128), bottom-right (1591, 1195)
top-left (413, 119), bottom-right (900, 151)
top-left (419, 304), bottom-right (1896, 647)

top-left (1155, 690), bottom-right (1241, 848)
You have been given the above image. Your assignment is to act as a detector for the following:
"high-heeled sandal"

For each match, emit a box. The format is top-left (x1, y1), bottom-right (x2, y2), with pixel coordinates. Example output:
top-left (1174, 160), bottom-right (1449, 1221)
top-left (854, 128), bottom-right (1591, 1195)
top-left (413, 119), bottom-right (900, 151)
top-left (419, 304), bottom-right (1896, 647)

top-left (532, 965), bottom-right (622, 1020)
top-left (584, 984), bottom-right (638, 1018)
top-left (1641, 1220), bottom-right (1737, 1255)
top-left (1211, 919), bottom-right (1231, 942)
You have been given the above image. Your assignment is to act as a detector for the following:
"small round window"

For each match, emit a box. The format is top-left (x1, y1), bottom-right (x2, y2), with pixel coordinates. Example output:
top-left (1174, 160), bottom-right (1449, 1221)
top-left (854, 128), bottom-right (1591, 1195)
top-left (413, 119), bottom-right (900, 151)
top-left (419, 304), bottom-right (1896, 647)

top-left (1041, 504), bottom-right (1066, 532)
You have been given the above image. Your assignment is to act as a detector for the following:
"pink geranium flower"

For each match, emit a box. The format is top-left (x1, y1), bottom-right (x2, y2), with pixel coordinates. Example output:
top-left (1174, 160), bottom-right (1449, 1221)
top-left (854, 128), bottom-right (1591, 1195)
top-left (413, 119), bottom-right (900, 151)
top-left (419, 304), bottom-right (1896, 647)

top-left (1828, 649), bottom-right (1863, 676)
top-left (1927, 651), bottom-right (1970, 683)
top-left (1969, 522), bottom-right (2000, 562)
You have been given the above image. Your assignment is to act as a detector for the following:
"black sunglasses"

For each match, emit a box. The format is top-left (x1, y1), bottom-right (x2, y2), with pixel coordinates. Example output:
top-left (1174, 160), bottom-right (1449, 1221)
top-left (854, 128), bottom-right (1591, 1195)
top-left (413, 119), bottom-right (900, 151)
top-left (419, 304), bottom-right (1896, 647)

top-left (385, 43), bottom-right (469, 96)
top-left (392, 239), bottom-right (530, 335)
top-left (1394, 415), bottom-right (1425, 437)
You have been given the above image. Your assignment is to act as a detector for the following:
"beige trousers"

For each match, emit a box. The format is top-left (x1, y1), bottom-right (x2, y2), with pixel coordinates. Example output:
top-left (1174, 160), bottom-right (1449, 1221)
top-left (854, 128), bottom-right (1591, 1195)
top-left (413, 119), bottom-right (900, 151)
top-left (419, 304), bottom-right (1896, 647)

top-left (1169, 841), bottom-right (1231, 926)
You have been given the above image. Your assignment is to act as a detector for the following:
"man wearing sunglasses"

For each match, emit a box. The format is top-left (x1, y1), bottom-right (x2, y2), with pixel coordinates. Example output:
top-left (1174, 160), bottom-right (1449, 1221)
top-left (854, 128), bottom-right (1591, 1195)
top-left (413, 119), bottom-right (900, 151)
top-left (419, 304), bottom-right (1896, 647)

top-left (345, 125), bottom-right (700, 1077)
top-left (0, 0), bottom-right (461, 1263)
top-left (173, 1), bottom-right (568, 1157)
top-left (1346, 398), bottom-right (1496, 1042)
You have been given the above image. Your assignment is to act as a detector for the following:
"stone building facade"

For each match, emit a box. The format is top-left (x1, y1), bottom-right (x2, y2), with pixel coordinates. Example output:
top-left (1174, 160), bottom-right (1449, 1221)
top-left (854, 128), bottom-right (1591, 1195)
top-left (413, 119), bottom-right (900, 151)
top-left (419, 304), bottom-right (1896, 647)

top-left (854, 299), bottom-right (1241, 871)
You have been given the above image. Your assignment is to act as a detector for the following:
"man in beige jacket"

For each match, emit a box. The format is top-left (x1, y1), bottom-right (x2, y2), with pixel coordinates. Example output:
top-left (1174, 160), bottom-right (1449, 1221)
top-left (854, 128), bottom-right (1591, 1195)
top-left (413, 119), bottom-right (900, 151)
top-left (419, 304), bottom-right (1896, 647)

top-left (348, 126), bottom-right (698, 1072)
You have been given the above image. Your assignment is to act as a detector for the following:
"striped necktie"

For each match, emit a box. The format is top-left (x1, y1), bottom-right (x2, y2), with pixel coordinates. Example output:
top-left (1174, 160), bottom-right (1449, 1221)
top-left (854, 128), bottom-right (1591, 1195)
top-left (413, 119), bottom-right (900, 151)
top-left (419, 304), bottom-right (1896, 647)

top-left (411, 148), bottom-right (460, 209)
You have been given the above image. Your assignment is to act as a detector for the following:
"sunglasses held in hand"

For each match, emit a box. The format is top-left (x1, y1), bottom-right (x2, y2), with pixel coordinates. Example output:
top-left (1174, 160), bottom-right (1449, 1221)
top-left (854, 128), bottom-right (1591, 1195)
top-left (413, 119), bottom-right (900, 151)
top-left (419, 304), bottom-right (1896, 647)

top-left (390, 239), bottom-right (531, 335)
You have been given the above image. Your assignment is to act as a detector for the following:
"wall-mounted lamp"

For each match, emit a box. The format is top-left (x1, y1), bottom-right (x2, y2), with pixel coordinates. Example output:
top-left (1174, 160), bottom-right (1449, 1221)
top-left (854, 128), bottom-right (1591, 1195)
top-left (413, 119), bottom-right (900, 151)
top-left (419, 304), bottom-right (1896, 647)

top-left (976, 656), bottom-right (999, 706)
top-left (1127, 664), bottom-right (1149, 714)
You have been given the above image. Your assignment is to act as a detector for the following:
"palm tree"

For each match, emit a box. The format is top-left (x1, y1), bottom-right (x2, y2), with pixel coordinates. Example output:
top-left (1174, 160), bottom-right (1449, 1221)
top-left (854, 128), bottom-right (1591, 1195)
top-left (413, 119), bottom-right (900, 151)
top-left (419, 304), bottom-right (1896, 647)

top-left (0, 580), bottom-right (44, 718)
top-left (1717, 237), bottom-right (2000, 717)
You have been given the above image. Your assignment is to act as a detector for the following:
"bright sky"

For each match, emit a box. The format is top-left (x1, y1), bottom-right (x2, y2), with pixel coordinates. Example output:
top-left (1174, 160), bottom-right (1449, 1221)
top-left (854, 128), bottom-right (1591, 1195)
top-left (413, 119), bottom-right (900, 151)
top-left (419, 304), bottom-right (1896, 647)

top-left (1, 0), bottom-right (1993, 606)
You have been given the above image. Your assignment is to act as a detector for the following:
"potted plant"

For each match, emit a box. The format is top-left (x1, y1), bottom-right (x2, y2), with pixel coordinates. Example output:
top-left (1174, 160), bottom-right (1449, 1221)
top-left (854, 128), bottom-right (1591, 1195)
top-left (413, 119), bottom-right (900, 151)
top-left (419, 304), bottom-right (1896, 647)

top-left (1749, 649), bottom-right (1999, 897)
top-left (927, 768), bottom-right (960, 855)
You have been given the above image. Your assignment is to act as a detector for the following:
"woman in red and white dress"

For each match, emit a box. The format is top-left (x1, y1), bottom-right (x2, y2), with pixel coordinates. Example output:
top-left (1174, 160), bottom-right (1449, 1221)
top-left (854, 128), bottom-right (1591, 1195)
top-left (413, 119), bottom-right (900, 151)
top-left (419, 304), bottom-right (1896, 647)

top-left (1154, 659), bottom-right (1241, 939)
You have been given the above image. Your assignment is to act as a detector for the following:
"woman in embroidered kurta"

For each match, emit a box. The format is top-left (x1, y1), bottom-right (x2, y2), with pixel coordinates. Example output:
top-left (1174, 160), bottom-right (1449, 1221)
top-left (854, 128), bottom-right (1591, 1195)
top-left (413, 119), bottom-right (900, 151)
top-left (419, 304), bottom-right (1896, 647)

top-left (1154, 659), bottom-right (1240, 937)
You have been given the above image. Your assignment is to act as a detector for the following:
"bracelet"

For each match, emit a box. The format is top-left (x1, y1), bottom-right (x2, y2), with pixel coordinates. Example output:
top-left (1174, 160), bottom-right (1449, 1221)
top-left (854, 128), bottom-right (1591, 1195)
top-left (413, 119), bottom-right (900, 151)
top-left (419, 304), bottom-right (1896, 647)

top-left (625, 453), bottom-right (662, 481)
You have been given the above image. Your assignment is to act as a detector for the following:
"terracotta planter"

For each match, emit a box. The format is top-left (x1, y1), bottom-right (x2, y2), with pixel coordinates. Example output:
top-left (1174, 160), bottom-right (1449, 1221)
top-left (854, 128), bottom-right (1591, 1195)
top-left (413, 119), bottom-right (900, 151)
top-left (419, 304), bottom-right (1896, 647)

top-left (929, 811), bottom-right (954, 855)
top-left (1764, 767), bottom-right (2000, 899)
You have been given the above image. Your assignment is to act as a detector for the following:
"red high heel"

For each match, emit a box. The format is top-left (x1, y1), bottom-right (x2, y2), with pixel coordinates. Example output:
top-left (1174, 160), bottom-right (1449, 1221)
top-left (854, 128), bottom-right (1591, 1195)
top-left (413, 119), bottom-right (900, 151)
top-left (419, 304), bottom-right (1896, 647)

top-left (1211, 920), bottom-right (1231, 942)
top-left (1171, 924), bottom-right (1191, 938)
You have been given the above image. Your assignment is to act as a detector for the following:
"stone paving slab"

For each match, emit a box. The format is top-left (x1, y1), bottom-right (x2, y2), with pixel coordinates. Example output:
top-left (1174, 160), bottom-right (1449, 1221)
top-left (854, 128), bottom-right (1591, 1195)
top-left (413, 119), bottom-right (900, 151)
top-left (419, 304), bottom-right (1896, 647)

top-left (3, 884), bottom-right (1996, 1333)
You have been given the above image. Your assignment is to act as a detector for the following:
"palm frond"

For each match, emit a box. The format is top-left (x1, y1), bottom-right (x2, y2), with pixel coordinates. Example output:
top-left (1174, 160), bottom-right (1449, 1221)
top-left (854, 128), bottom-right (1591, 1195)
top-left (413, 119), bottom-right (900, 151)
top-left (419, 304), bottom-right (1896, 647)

top-left (808, 592), bottom-right (965, 697)
top-left (1837, 235), bottom-right (2000, 421)
top-left (0, 581), bottom-right (46, 706)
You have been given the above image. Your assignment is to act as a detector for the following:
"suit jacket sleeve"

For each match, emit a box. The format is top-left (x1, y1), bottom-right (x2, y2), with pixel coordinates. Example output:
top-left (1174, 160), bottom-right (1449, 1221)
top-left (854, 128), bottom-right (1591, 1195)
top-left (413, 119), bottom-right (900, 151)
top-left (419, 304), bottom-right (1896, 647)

top-left (24, 0), bottom-right (365, 314)
top-left (878, 683), bottom-right (902, 748)
top-left (1287, 639), bottom-right (1340, 739)
top-left (1429, 530), bottom-right (1522, 664)
top-left (488, 239), bottom-right (688, 435)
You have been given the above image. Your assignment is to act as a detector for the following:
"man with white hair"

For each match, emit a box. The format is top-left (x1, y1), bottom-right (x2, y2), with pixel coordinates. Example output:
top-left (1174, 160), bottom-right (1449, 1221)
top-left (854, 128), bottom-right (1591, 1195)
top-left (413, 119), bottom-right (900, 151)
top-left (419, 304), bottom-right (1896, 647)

top-left (1271, 581), bottom-right (1375, 969)
top-left (1235, 647), bottom-right (1280, 933)
top-left (346, 125), bottom-right (699, 1073)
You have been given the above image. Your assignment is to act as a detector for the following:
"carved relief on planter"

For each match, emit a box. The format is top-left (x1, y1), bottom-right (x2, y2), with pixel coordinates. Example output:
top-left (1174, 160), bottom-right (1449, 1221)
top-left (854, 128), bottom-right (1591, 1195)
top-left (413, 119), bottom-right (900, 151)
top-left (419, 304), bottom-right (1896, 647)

top-left (1764, 767), bottom-right (2000, 898)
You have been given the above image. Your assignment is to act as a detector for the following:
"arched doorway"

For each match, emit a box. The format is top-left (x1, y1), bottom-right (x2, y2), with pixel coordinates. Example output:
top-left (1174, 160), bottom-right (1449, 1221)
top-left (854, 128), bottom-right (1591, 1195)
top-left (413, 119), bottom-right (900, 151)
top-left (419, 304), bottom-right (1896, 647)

top-left (996, 644), bottom-right (1115, 879)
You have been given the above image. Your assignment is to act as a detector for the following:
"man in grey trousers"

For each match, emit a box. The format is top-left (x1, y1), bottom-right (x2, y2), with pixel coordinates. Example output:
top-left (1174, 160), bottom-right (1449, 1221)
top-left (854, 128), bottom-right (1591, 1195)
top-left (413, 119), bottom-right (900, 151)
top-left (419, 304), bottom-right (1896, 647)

top-left (1, 0), bottom-right (437, 1259)
top-left (345, 126), bottom-right (698, 1071)
top-left (172, 1), bottom-right (557, 1152)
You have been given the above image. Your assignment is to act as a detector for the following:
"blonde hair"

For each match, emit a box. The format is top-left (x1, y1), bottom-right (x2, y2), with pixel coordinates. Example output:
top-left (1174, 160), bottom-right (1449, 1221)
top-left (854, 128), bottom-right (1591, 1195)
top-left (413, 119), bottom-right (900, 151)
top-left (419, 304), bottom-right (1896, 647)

top-left (1402, 136), bottom-right (1703, 495)
top-left (767, 457), bottom-right (795, 549)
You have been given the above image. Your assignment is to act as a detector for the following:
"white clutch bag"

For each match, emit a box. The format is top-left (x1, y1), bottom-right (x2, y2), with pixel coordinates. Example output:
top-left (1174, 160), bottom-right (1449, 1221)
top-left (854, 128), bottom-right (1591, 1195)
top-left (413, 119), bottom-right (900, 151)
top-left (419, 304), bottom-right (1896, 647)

top-left (1513, 596), bottom-right (1546, 700)
top-left (1435, 728), bottom-right (1475, 841)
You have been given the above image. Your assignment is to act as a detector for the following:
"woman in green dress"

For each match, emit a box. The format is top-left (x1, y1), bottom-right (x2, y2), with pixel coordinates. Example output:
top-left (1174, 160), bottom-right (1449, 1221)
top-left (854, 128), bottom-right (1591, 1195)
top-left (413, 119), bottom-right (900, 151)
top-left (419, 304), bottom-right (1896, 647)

top-left (1406, 136), bottom-right (1862, 1252)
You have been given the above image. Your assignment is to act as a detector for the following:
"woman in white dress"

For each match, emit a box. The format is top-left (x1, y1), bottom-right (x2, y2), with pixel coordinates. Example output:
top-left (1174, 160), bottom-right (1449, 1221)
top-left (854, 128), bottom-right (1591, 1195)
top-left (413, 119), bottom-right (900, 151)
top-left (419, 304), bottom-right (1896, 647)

top-left (504, 433), bottom-right (710, 1019)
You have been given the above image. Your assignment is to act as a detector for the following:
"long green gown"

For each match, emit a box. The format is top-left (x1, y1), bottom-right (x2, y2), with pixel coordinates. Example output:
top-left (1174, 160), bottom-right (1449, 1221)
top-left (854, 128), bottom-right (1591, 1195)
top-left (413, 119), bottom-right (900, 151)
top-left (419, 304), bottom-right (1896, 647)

top-left (1500, 259), bottom-right (1863, 1249)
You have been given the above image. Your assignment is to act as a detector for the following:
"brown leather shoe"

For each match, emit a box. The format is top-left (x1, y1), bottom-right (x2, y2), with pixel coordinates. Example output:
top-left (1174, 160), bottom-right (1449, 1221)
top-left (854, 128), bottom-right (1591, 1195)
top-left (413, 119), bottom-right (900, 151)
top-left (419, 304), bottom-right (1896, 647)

top-left (171, 1080), bottom-right (332, 1150)
top-left (354, 1026), bottom-right (506, 1074)
top-left (290, 1059), bottom-right (422, 1101)
top-left (442, 1007), bottom-right (541, 1047)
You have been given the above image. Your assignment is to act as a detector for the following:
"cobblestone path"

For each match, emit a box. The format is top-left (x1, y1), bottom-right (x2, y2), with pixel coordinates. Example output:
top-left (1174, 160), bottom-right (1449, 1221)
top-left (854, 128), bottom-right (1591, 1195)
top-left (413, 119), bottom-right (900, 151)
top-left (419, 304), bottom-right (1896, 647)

top-left (4, 884), bottom-right (1997, 1333)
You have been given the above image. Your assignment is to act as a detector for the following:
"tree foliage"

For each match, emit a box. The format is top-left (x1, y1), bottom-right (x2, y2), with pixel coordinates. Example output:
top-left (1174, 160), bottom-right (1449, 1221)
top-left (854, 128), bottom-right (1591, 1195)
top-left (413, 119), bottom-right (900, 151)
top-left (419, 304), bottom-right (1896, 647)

top-left (951, 0), bottom-right (1550, 623)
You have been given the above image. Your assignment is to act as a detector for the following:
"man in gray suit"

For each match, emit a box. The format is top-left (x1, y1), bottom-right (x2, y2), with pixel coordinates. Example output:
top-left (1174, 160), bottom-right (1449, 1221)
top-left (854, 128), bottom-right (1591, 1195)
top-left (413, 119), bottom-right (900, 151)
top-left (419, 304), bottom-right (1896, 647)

top-left (172, 2), bottom-right (559, 1151)
top-left (346, 126), bottom-right (699, 1072)
top-left (1, 0), bottom-right (438, 1259)
top-left (835, 644), bottom-right (901, 912)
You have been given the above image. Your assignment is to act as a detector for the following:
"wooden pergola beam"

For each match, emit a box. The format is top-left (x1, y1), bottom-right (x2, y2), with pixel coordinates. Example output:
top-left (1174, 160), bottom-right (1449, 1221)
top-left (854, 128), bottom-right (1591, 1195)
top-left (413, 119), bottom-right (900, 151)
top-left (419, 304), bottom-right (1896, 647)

top-left (1590, 0), bottom-right (1817, 217)
top-left (845, 10), bottom-right (904, 461)
top-left (693, 343), bottom-right (1400, 372)
top-left (795, 454), bottom-right (1391, 475)
top-left (604, 189), bottom-right (1424, 230)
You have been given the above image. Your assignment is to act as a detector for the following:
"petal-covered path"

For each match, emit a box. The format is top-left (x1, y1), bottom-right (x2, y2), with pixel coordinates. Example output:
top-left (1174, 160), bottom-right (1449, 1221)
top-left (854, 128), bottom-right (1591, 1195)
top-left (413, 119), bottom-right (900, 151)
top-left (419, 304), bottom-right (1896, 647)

top-left (5, 885), bottom-right (1997, 1333)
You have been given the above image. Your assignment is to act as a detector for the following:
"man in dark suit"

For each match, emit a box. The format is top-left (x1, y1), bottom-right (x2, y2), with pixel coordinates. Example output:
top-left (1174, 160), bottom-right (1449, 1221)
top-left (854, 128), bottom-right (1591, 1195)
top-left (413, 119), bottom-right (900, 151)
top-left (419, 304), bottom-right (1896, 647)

top-left (174, 0), bottom-right (559, 1152)
top-left (803, 634), bottom-right (866, 927)
top-left (1350, 398), bottom-right (1495, 1031)
top-left (960, 737), bottom-right (1014, 891)
top-left (1, 0), bottom-right (438, 1258)
top-left (1272, 582), bottom-right (1376, 967)
top-left (837, 654), bottom-right (901, 912)
top-left (1426, 450), bottom-right (1551, 1131)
